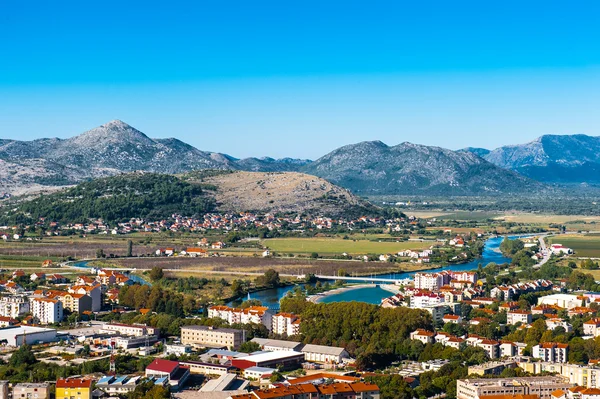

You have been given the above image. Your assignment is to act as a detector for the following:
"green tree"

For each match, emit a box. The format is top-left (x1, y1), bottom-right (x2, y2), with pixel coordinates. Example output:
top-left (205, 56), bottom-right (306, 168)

top-left (127, 240), bottom-right (133, 257)
top-left (149, 267), bottom-right (164, 281)
top-left (96, 248), bottom-right (105, 258)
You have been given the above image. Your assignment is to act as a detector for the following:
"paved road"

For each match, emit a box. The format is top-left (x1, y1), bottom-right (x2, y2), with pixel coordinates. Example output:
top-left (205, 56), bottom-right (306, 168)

top-left (533, 235), bottom-right (552, 269)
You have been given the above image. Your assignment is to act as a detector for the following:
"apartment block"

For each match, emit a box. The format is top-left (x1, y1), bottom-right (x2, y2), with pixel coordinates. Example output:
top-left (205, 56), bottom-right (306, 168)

top-left (272, 313), bottom-right (301, 336)
top-left (457, 377), bottom-right (573, 399)
top-left (181, 325), bottom-right (245, 349)
top-left (533, 343), bottom-right (569, 363)
top-left (31, 298), bottom-right (63, 324)
top-left (208, 305), bottom-right (273, 331)
top-left (0, 296), bottom-right (29, 318)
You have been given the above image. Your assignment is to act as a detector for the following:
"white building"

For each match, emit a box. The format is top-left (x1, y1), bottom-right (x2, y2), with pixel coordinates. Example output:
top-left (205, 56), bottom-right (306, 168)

top-left (546, 318), bottom-right (572, 332)
top-left (410, 292), bottom-right (444, 308)
top-left (101, 323), bottom-right (159, 337)
top-left (301, 344), bottom-right (350, 364)
top-left (0, 296), bottom-right (29, 318)
top-left (507, 310), bottom-right (532, 325)
top-left (538, 294), bottom-right (582, 310)
top-left (31, 298), bottom-right (63, 324)
top-left (533, 343), bottom-right (569, 363)
top-left (583, 318), bottom-right (600, 337)
top-left (68, 284), bottom-right (102, 312)
top-left (271, 313), bottom-right (301, 336)
top-left (410, 329), bottom-right (435, 344)
top-left (414, 272), bottom-right (449, 290)
top-left (208, 305), bottom-right (273, 331)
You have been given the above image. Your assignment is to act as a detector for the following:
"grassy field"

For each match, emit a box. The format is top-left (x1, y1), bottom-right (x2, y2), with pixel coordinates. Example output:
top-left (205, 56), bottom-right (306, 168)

top-left (548, 235), bottom-right (600, 258)
top-left (261, 237), bottom-right (429, 255)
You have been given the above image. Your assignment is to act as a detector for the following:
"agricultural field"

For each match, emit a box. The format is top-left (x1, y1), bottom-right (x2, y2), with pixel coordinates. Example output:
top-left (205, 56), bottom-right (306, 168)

top-left (548, 235), bottom-right (600, 258)
top-left (436, 211), bottom-right (503, 221)
top-left (261, 237), bottom-right (430, 255)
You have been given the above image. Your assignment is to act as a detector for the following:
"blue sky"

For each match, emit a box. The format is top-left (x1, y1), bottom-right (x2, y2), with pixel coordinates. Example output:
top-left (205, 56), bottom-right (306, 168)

top-left (1, 1), bottom-right (599, 159)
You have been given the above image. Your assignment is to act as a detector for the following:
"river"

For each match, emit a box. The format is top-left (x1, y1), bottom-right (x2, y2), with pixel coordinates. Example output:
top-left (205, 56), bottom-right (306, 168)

top-left (242, 235), bottom-right (516, 308)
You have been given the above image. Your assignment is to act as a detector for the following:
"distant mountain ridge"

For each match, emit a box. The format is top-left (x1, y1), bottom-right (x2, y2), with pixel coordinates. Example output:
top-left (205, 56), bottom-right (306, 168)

top-left (463, 134), bottom-right (600, 183)
top-left (0, 120), bottom-right (311, 194)
top-left (2, 120), bottom-right (596, 196)
top-left (301, 141), bottom-right (545, 195)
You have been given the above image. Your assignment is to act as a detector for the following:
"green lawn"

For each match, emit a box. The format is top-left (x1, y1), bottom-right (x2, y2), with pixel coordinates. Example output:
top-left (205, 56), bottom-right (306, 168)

top-left (548, 235), bottom-right (600, 258)
top-left (262, 238), bottom-right (430, 255)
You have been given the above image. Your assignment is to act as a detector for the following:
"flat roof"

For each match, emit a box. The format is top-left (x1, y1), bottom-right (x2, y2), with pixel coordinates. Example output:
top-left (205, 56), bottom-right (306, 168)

top-left (182, 325), bottom-right (243, 334)
top-left (200, 373), bottom-right (237, 392)
top-left (236, 351), bottom-right (304, 363)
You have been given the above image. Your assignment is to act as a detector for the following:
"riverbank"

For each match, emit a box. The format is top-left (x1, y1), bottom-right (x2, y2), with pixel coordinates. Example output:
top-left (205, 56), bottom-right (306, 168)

top-left (307, 284), bottom-right (376, 303)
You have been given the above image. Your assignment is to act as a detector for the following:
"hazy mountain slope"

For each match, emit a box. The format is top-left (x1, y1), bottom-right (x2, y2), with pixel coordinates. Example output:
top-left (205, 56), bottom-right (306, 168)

top-left (460, 147), bottom-right (491, 157)
top-left (483, 134), bottom-right (600, 183)
top-left (0, 120), bottom-right (310, 194)
top-left (302, 141), bottom-right (545, 195)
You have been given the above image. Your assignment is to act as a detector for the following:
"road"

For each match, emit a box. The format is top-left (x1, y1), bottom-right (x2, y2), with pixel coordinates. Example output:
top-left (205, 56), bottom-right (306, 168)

top-left (533, 235), bottom-right (551, 269)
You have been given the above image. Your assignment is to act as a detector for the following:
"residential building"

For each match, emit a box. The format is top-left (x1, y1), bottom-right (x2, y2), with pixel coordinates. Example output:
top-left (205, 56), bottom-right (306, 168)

top-left (411, 292), bottom-right (444, 308)
top-left (443, 314), bottom-right (462, 324)
top-left (584, 319), bottom-right (600, 337)
top-left (414, 272), bottom-right (450, 291)
top-left (68, 284), bottom-right (101, 312)
top-left (181, 325), bottom-right (245, 349)
top-left (271, 312), bottom-right (301, 336)
top-left (538, 294), bottom-right (582, 310)
top-left (500, 341), bottom-right (527, 357)
top-left (55, 378), bottom-right (93, 399)
top-left (208, 305), bottom-right (273, 331)
top-left (533, 343), bottom-right (569, 363)
top-left (56, 292), bottom-right (92, 314)
top-left (12, 382), bottom-right (50, 399)
top-left (457, 377), bottom-right (573, 399)
top-left (0, 296), bottom-right (29, 318)
top-left (547, 318), bottom-right (572, 332)
top-left (31, 298), bottom-right (63, 324)
top-left (507, 310), bottom-right (532, 325)
top-left (410, 329), bottom-right (435, 344)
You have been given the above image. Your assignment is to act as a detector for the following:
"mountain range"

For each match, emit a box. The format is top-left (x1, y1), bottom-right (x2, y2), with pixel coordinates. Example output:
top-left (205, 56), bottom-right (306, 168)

top-left (0, 119), bottom-right (597, 196)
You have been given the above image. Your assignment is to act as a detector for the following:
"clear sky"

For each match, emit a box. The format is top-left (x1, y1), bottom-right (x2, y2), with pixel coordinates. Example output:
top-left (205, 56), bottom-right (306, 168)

top-left (1, 1), bottom-right (599, 159)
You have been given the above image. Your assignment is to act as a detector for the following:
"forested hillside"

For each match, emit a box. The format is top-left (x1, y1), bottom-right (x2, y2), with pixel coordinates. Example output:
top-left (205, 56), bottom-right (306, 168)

top-left (0, 173), bottom-right (216, 225)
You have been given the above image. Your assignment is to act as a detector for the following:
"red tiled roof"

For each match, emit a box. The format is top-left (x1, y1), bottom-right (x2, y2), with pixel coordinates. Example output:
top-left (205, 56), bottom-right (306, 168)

top-left (56, 378), bottom-right (93, 388)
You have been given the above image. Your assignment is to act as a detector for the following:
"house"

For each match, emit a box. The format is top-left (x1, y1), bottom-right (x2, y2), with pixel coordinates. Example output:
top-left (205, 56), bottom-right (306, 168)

top-left (30, 272), bottom-right (46, 282)
top-left (145, 359), bottom-right (190, 390)
top-left (211, 242), bottom-right (226, 249)
top-left (547, 318), bottom-right (572, 332)
top-left (13, 383), bottom-right (50, 399)
top-left (0, 316), bottom-right (17, 327)
top-left (55, 378), bottom-right (93, 399)
top-left (443, 314), bottom-right (462, 324)
top-left (42, 259), bottom-right (53, 268)
top-left (184, 247), bottom-right (208, 257)
top-left (156, 248), bottom-right (175, 256)
top-left (4, 282), bottom-right (23, 294)
top-left (410, 329), bottom-right (435, 344)
top-left (48, 274), bottom-right (67, 284)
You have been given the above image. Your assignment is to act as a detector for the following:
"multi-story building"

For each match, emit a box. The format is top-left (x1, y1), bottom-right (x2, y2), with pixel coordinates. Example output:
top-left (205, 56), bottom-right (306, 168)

top-left (537, 294), bottom-right (582, 310)
top-left (12, 382), bottom-right (50, 399)
top-left (533, 343), bottom-right (569, 363)
top-left (55, 378), bottom-right (93, 399)
top-left (0, 296), bottom-right (29, 318)
top-left (414, 272), bottom-right (450, 291)
top-left (208, 305), bottom-right (273, 331)
top-left (181, 325), bottom-right (245, 349)
top-left (410, 292), bottom-right (444, 308)
top-left (457, 376), bottom-right (573, 399)
top-left (230, 382), bottom-right (380, 399)
top-left (31, 298), bottom-right (63, 324)
top-left (68, 284), bottom-right (102, 312)
top-left (584, 318), bottom-right (600, 337)
top-left (301, 344), bottom-right (350, 364)
top-left (272, 313), bottom-right (301, 336)
top-left (55, 292), bottom-right (93, 314)
top-left (101, 323), bottom-right (158, 337)
top-left (500, 341), bottom-right (527, 357)
top-left (518, 361), bottom-right (600, 388)
top-left (507, 310), bottom-right (532, 325)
